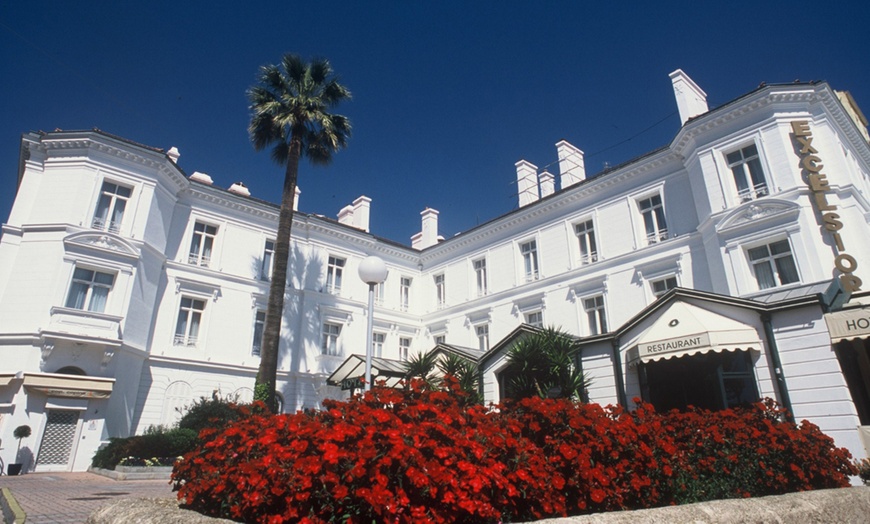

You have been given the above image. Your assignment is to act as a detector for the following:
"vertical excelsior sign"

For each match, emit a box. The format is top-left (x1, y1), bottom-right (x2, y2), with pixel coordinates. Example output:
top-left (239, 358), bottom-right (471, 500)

top-left (791, 120), bottom-right (862, 292)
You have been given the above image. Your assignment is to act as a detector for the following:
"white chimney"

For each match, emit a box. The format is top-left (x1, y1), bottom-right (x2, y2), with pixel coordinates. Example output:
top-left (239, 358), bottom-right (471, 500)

top-left (539, 171), bottom-right (555, 198)
top-left (228, 182), bottom-right (251, 197)
top-left (352, 196), bottom-right (371, 232)
top-left (338, 205), bottom-right (354, 226)
top-left (167, 146), bottom-right (180, 163)
top-left (189, 171), bottom-right (213, 185)
top-left (294, 186), bottom-right (301, 211)
top-left (670, 69), bottom-right (708, 125)
top-left (516, 160), bottom-right (539, 207)
top-left (556, 140), bottom-right (585, 188)
top-left (412, 208), bottom-right (440, 250)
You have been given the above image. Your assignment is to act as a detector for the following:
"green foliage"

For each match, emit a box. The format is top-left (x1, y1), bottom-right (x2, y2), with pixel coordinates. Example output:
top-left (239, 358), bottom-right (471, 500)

top-left (177, 395), bottom-right (251, 435)
top-left (437, 352), bottom-right (481, 404)
top-left (92, 427), bottom-right (197, 470)
top-left (404, 350), bottom-right (440, 387)
top-left (503, 326), bottom-right (590, 400)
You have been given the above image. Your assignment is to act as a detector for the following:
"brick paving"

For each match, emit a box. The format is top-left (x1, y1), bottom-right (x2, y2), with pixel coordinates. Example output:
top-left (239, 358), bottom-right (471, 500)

top-left (0, 471), bottom-right (176, 523)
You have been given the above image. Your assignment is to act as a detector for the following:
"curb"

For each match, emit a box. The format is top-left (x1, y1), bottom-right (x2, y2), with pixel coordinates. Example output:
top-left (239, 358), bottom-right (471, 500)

top-left (89, 466), bottom-right (173, 481)
top-left (1, 487), bottom-right (26, 524)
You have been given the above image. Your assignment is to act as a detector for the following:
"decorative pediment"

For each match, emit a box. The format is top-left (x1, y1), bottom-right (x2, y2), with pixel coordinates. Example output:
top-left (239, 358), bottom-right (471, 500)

top-left (716, 199), bottom-right (800, 234)
top-left (64, 231), bottom-right (140, 259)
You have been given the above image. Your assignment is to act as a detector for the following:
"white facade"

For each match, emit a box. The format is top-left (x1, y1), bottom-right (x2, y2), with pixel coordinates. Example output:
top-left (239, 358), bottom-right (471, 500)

top-left (2, 72), bottom-right (870, 472)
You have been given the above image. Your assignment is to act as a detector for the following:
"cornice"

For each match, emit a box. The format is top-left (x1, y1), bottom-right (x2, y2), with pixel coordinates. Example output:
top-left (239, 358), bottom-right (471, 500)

top-left (304, 218), bottom-right (421, 263)
top-left (817, 87), bottom-right (870, 169)
top-left (186, 185), bottom-right (280, 221)
top-left (672, 88), bottom-right (817, 155)
top-left (421, 150), bottom-right (681, 264)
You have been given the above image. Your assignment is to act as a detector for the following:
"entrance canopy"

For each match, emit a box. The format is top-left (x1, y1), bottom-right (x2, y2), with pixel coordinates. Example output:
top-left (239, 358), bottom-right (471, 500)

top-left (628, 301), bottom-right (762, 364)
top-left (22, 372), bottom-right (115, 399)
top-left (326, 355), bottom-right (408, 391)
top-left (824, 307), bottom-right (870, 343)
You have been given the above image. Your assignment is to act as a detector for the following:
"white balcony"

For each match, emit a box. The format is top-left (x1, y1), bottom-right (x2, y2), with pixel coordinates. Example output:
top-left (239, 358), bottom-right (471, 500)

top-left (44, 306), bottom-right (122, 345)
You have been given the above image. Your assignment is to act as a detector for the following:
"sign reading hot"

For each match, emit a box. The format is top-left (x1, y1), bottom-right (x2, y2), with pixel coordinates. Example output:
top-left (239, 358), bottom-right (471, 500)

top-left (791, 121), bottom-right (862, 293)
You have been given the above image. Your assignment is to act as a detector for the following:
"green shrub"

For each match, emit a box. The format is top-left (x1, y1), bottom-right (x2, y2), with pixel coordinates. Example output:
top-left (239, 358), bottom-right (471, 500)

top-left (177, 396), bottom-right (253, 436)
top-left (92, 427), bottom-right (198, 470)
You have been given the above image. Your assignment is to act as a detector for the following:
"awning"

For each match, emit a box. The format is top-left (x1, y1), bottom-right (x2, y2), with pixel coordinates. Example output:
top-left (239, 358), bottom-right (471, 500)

top-left (628, 301), bottom-right (762, 364)
top-left (824, 308), bottom-right (870, 343)
top-left (326, 355), bottom-right (408, 390)
top-left (22, 372), bottom-right (115, 399)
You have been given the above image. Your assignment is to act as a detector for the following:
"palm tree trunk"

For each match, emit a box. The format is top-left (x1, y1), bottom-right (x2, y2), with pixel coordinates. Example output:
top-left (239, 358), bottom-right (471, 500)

top-left (255, 136), bottom-right (302, 412)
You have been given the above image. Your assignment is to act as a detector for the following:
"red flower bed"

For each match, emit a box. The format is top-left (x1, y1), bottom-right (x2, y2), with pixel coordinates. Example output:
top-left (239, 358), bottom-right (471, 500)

top-left (172, 385), bottom-right (855, 523)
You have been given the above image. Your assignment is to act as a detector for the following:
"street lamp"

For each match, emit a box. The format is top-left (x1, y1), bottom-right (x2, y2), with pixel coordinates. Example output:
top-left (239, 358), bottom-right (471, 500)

top-left (358, 255), bottom-right (388, 392)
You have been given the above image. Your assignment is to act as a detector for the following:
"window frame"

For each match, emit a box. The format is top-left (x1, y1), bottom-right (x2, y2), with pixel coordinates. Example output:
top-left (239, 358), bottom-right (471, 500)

top-left (260, 239), bottom-right (275, 281)
top-left (252, 309), bottom-right (266, 356)
top-left (525, 310), bottom-right (544, 328)
top-left (188, 221), bottom-right (218, 267)
top-left (574, 218), bottom-right (598, 265)
top-left (372, 332), bottom-right (386, 358)
top-left (174, 296), bottom-right (206, 347)
top-left (399, 276), bottom-right (412, 311)
top-left (64, 266), bottom-right (116, 313)
top-left (321, 322), bottom-right (342, 356)
top-left (476, 324), bottom-right (490, 352)
top-left (747, 238), bottom-right (800, 290)
top-left (519, 239), bottom-right (540, 282)
top-left (434, 273), bottom-right (446, 308)
top-left (473, 258), bottom-right (488, 297)
top-left (637, 193), bottom-right (668, 245)
top-left (399, 337), bottom-right (411, 361)
top-left (726, 143), bottom-right (769, 203)
top-left (92, 180), bottom-right (133, 234)
top-left (582, 294), bottom-right (608, 336)
top-left (326, 256), bottom-right (346, 294)
top-left (651, 275), bottom-right (678, 299)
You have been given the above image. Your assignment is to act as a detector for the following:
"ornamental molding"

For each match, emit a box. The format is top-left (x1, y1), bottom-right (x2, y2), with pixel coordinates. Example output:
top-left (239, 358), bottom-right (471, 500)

top-left (421, 151), bottom-right (681, 263)
top-left (63, 231), bottom-right (141, 259)
top-left (715, 199), bottom-right (801, 234)
top-left (186, 186), bottom-right (280, 221)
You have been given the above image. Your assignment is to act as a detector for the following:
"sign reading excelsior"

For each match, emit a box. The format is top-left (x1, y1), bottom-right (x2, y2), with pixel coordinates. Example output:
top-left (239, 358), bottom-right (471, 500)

top-left (791, 121), bottom-right (862, 292)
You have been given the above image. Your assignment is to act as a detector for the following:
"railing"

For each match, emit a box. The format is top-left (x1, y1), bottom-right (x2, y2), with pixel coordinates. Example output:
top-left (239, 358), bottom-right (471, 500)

top-left (92, 217), bottom-right (121, 234)
top-left (646, 228), bottom-right (669, 245)
top-left (737, 183), bottom-right (769, 203)
top-left (580, 251), bottom-right (599, 265)
top-left (173, 334), bottom-right (197, 347)
top-left (187, 253), bottom-right (211, 267)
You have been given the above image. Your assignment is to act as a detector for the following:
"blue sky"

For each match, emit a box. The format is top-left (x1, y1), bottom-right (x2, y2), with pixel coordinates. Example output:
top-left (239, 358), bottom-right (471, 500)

top-left (1, 1), bottom-right (868, 245)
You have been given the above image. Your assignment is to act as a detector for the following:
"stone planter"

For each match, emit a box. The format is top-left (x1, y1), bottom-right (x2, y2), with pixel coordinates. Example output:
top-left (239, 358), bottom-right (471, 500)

top-left (89, 465), bottom-right (174, 481)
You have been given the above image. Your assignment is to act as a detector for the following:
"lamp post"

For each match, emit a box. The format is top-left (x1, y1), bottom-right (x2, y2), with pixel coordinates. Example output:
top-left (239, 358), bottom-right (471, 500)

top-left (358, 255), bottom-right (388, 392)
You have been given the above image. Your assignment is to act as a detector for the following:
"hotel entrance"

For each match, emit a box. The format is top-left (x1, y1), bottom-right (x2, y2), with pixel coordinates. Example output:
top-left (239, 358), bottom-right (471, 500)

top-left (639, 350), bottom-right (759, 412)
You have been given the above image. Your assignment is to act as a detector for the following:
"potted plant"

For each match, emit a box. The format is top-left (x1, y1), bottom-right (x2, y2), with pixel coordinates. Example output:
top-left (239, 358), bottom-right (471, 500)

top-left (7, 424), bottom-right (32, 476)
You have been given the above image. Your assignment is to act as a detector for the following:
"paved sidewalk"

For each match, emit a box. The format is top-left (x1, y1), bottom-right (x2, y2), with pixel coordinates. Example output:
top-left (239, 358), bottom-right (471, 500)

top-left (0, 471), bottom-right (176, 523)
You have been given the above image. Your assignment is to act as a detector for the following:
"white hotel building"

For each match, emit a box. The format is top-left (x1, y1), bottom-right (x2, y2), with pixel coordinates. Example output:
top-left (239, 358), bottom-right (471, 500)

top-left (2, 70), bottom-right (870, 473)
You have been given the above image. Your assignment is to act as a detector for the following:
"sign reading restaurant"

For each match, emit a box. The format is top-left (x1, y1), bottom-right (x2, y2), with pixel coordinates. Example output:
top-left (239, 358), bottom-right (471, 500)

top-left (637, 333), bottom-right (711, 360)
top-left (792, 121), bottom-right (862, 293)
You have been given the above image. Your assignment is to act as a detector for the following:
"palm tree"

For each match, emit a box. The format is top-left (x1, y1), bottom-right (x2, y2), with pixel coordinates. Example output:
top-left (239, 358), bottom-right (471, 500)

top-left (404, 350), bottom-right (440, 389)
top-left (502, 327), bottom-right (589, 401)
top-left (248, 54), bottom-right (351, 411)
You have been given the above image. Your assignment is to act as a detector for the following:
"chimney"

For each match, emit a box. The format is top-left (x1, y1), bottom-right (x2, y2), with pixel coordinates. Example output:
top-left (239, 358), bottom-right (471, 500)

top-left (189, 171), bottom-right (213, 185)
top-left (412, 208), bottom-right (440, 250)
top-left (352, 196), bottom-right (371, 232)
top-left (294, 186), bottom-right (300, 211)
top-left (556, 140), bottom-right (585, 188)
top-left (539, 171), bottom-right (555, 198)
top-left (167, 146), bottom-right (180, 163)
top-left (670, 69), bottom-right (708, 125)
top-left (516, 160), bottom-right (539, 207)
top-left (228, 182), bottom-right (251, 197)
top-left (338, 205), bottom-right (354, 226)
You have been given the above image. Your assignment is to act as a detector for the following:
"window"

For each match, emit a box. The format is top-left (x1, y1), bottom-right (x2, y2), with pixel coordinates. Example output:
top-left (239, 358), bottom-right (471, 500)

top-left (434, 274), bottom-right (446, 308)
top-left (476, 324), bottom-right (490, 351)
top-left (638, 195), bottom-right (668, 244)
top-left (373, 332), bottom-right (386, 358)
top-left (326, 256), bottom-right (345, 294)
top-left (399, 337), bottom-right (411, 361)
top-left (65, 267), bottom-right (115, 312)
top-left (473, 258), bottom-right (488, 296)
top-left (583, 295), bottom-right (607, 335)
top-left (727, 144), bottom-right (768, 203)
top-left (400, 277), bottom-right (411, 311)
top-left (175, 297), bottom-right (205, 347)
top-left (748, 240), bottom-right (799, 290)
top-left (92, 181), bottom-right (132, 233)
top-left (525, 311), bottom-right (543, 328)
top-left (651, 276), bottom-right (678, 298)
top-left (574, 220), bottom-right (598, 264)
top-left (434, 335), bottom-right (446, 345)
top-left (520, 240), bottom-right (539, 281)
top-left (260, 240), bottom-right (275, 281)
top-left (252, 310), bottom-right (266, 356)
top-left (188, 222), bottom-right (217, 267)
top-left (321, 323), bottom-right (342, 356)
top-left (373, 281), bottom-right (385, 306)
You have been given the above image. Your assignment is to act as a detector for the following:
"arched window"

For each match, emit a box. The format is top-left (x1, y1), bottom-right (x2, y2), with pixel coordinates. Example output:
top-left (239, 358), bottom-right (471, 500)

top-left (161, 381), bottom-right (193, 426)
top-left (55, 366), bottom-right (86, 376)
